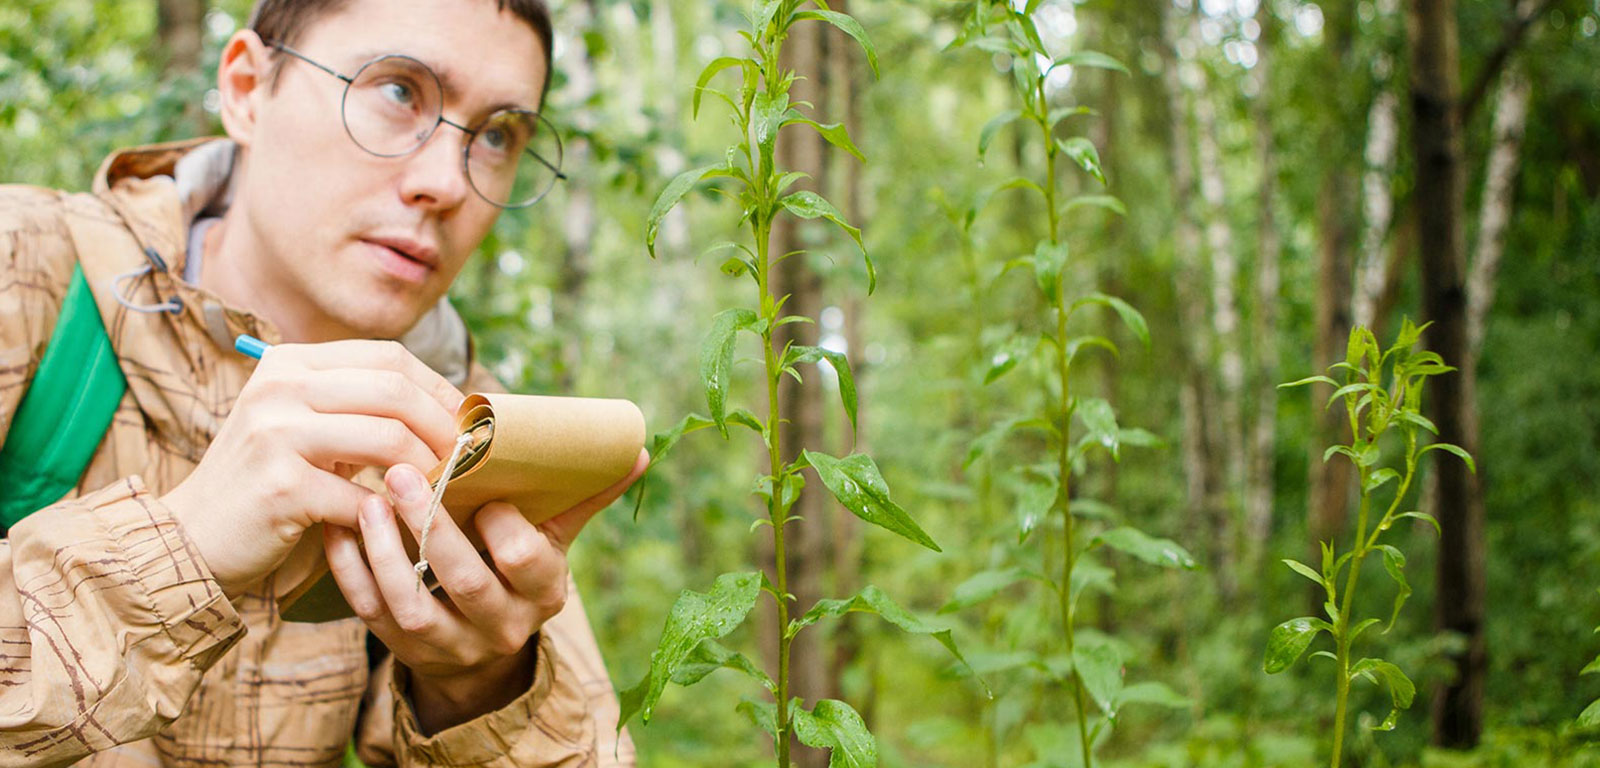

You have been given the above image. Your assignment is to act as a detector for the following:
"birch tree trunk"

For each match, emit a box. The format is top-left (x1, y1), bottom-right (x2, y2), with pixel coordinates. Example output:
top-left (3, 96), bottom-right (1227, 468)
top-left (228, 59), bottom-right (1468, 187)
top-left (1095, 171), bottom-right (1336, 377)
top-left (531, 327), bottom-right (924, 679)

top-left (1194, 68), bottom-right (1247, 595)
top-left (1352, 0), bottom-right (1402, 330)
top-left (1244, 2), bottom-right (1281, 560)
top-left (1161, 2), bottom-right (1218, 568)
top-left (1406, 0), bottom-right (1488, 746)
top-left (1468, 58), bottom-right (1531, 359)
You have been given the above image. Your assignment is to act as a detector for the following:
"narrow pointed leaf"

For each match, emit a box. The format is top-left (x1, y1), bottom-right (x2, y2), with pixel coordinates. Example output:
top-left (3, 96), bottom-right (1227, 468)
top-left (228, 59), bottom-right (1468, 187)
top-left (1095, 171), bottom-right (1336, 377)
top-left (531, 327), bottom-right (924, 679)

top-left (787, 585), bottom-right (981, 692)
top-left (1376, 544), bottom-right (1411, 633)
top-left (1060, 194), bottom-right (1127, 217)
top-left (1095, 527), bottom-right (1197, 569)
top-left (1281, 558), bottom-right (1326, 588)
top-left (1056, 136), bottom-right (1105, 185)
top-left (670, 638), bottom-right (774, 689)
top-left (785, 115), bottom-right (865, 162)
top-left (647, 165), bottom-right (716, 257)
top-left (1072, 637), bottom-right (1123, 715)
top-left (1051, 50), bottom-right (1130, 74)
top-left (939, 567), bottom-right (1031, 613)
top-left (693, 57), bottom-right (746, 118)
top-left (793, 10), bottom-right (879, 77)
top-left (1071, 292), bottom-right (1150, 348)
top-left (1350, 658), bottom-right (1415, 731)
top-left (788, 345), bottom-right (858, 434)
top-left (979, 109), bottom-right (1021, 159)
top-left (777, 190), bottom-right (874, 292)
top-left (701, 309), bottom-right (758, 436)
top-left (804, 450), bottom-right (939, 551)
top-left (1421, 442), bottom-right (1477, 474)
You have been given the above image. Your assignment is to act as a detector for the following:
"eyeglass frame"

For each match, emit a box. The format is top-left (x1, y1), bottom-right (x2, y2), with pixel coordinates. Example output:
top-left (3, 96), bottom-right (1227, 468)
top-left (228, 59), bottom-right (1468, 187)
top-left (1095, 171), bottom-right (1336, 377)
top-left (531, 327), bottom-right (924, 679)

top-left (267, 42), bottom-right (567, 209)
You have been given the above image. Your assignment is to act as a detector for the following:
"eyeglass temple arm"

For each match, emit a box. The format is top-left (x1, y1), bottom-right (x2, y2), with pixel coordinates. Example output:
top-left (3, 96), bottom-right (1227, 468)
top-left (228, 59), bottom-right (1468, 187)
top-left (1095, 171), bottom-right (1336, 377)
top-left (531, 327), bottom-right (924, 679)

top-left (269, 43), bottom-right (354, 85)
top-left (525, 148), bottom-right (567, 181)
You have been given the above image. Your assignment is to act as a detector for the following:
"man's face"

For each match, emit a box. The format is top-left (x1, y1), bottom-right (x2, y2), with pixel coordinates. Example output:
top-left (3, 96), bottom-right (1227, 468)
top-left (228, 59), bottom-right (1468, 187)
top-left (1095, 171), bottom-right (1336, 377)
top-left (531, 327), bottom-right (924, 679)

top-left (231, 0), bottom-right (547, 340)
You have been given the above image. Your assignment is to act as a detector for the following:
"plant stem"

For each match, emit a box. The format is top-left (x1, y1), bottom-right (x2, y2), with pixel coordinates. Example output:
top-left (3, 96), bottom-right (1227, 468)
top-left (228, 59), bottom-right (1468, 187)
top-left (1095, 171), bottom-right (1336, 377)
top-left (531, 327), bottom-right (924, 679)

top-left (756, 206), bottom-right (792, 767)
top-left (1039, 79), bottom-right (1090, 768)
top-left (1330, 477), bottom-right (1372, 768)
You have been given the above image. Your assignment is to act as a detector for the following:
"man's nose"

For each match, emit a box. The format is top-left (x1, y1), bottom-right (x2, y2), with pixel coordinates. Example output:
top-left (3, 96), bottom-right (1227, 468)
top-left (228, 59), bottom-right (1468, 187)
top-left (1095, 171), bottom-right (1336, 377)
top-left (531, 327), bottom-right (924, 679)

top-left (398, 123), bottom-right (471, 210)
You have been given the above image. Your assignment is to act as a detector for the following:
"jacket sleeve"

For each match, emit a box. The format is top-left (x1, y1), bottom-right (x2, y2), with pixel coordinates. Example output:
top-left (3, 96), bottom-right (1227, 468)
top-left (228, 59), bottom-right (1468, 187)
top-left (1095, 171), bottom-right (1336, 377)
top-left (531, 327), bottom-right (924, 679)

top-left (355, 575), bottom-right (635, 767)
top-left (352, 362), bottom-right (635, 767)
top-left (0, 188), bottom-right (248, 766)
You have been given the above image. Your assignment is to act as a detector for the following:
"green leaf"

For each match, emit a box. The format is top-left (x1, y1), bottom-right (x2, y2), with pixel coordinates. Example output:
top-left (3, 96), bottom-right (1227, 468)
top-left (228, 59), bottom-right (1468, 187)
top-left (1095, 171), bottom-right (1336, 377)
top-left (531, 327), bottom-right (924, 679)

top-left (984, 334), bottom-right (1039, 385)
top-left (1056, 136), bottom-right (1105, 185)
top-left (964, 416), bottom-right (1028, 468)
top-left (784, 115), bottom-right (866, 162)
top-left (646, 413), bottom-right (716, 468)
top-left (1394, 511), bottom-right (1442, 536)
top-left (1072, 636), bottom-right (1123, 715)
top-left (940, 567), bottom-right (1031, 613)
top-left (1350, 658), bottom-right (1415, 731)
top-left (789, 346), bottom-right (859, 434)
top-left (793, 700), bottom-right (878, 768)
top-left (1032, 240), bottom-right (1068, 303)
top-left (1280, 374), bottom-right (1340, 389)
top-left (1060, 194), bottom-right (1127, 218)
top-left (738, 695), bottom-right (779, 738)
top-left (1421, 442), bottom-right (1477, 474)
top-left (793, 10), bottom-right (880, 77)
top-left (752, 91), bottom-right (789, 162)
top-left (1116, 680), bottom-right (1192, 710)
top-left (1050, 50), bottom-right (1130, 75)
top-left (777, 190), bottom-right (873, 293)
top-left (617, 572), bottom-right (762, 727)
top-left (646, 165), bottom-right (717, 258)
top-left (1095, 527), bottom-right (1197, 569)
top-left (1581, 654), bottom-right (1600, 676)
top-left (1071, 292), bottom-right (1151, 349)
top-left (1076, 397), bottom-right (1121, 459)
top-left (1376, 544), bottom-right (1411, 634)
top-left (693, 57), bottom-right (747, 118)
top-left (978, 109), bottom-right (1021, 160)
top-left (1579, 699), bottom-right (1600, 729)
top-left (1364, 468), bottom-right (1400, 493)
top-left (1264, 617), bottom-right (1323, 674)
top-left (701, 309), bottom-right (758, 436)
top-left (1017, 475), bottom-right (1057, 543)
top-left (789, 585), bottom-right (982, 692)
top-left (1281, 558), bottom-right (1326, 589)
top-left (670, 639), bottom-right (774, 690)
top-left (804, 450), bottom-right (939, 551)
top-left (1063, 335), bottom-right (1119, 366)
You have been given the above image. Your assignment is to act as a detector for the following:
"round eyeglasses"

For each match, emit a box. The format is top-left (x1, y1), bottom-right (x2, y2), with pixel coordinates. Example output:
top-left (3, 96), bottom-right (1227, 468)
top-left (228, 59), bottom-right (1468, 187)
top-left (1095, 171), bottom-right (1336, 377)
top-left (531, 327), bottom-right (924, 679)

top-left (270, 43), bottom-right (565, 209)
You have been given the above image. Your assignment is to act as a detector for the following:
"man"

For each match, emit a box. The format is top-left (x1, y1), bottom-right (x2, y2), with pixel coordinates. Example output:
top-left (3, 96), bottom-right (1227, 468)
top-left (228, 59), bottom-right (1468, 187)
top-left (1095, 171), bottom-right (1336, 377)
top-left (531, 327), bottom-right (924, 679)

top-left (0, 0), bottom-right (643, 765)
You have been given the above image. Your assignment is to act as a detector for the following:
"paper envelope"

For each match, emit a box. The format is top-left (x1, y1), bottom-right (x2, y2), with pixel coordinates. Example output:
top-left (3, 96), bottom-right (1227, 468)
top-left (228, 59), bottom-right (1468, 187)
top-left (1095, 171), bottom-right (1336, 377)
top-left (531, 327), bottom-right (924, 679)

top-left (278, 392), bottom-right (645, 623)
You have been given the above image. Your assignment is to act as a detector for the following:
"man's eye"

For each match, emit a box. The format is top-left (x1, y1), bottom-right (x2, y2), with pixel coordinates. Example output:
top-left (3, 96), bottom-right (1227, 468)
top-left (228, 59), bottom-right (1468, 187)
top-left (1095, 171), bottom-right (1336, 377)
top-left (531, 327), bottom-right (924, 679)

top-left (481, 127), bottom-right (507, 151)
top-left (379, 81), bottom-right (416, 108)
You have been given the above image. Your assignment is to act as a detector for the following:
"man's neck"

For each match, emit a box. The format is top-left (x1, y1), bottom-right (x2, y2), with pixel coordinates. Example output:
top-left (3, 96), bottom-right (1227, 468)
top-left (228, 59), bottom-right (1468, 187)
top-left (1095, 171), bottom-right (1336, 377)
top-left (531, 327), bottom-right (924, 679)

top-left (199, 212), bottom-right (350, 343)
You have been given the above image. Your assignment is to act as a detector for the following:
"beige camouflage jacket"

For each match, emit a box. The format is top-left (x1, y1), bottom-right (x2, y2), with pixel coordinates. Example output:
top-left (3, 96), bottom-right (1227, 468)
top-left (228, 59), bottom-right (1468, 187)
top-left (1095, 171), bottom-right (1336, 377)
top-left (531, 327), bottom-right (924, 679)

top-left (0, 138), bottom-right (634, 767)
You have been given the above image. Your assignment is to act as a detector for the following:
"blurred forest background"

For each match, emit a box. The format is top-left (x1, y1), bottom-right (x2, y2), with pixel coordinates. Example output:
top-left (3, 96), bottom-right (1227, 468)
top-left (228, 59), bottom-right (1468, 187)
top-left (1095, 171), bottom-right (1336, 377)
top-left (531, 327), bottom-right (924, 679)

top-left (4, 0), bottom-right (1600, 764)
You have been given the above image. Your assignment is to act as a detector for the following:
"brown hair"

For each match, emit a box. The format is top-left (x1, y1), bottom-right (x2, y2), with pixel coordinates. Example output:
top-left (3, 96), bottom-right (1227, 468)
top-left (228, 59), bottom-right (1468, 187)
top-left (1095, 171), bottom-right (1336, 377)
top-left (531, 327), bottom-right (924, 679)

top-left (249, 0), bottom-right (554, 102)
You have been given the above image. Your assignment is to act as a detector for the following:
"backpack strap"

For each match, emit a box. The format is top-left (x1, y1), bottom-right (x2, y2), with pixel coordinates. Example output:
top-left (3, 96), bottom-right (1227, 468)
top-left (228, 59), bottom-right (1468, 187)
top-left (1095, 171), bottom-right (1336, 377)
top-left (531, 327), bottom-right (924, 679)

top-left (0, 263), bottom-right (127, 530)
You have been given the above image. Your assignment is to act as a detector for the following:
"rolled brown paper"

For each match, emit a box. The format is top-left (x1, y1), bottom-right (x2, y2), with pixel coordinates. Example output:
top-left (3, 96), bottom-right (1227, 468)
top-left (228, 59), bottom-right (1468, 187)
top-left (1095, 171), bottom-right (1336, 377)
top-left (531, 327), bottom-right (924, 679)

top-left (278, 393), bottom-right (645, 623)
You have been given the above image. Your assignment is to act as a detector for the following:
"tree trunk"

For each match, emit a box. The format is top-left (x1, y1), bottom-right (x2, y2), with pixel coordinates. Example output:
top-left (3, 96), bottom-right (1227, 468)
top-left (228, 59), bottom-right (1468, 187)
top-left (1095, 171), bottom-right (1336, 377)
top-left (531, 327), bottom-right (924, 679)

top-left (763, 15), bottom-right (833, 768)
top-left (1161, 3), bottom-right (1218, 567)
top-left (1352, 0), bottom-right (1401, 331)
top-left (1194, 69), bottom-right (1247, 596)
top-left (157, 0), bottom-right (207, 134)
top-left (1244, 2), bottom-right (1281, 562)
top-left (1407, 0), bottom-right (1487, 746)
top-left (1467, 58), bottom-right (1531, 359)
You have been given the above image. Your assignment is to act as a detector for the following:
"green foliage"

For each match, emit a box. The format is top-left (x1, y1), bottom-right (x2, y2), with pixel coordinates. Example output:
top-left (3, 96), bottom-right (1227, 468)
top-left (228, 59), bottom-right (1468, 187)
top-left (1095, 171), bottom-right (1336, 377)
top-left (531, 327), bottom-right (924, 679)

top-left (624, 2), bottom-right (955, 765)
top-left (1264, 320), bottom-right (1474, 765)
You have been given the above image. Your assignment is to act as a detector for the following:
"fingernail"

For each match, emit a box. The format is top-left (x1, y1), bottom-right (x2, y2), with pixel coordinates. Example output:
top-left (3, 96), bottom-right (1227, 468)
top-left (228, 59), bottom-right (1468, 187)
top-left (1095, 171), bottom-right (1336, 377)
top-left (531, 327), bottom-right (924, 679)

top-left (360, 496), bottom-right (389, 528)
top-left (388, 466), bottom-right (428, 502)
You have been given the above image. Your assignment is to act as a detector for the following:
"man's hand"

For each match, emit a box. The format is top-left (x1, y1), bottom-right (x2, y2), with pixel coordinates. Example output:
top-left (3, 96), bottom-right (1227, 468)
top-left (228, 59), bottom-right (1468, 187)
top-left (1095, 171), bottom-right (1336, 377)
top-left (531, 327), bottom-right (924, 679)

top-left (162, 340), bottom-right (464, 597)
top-left (323, 449), bottom-right (648, 734)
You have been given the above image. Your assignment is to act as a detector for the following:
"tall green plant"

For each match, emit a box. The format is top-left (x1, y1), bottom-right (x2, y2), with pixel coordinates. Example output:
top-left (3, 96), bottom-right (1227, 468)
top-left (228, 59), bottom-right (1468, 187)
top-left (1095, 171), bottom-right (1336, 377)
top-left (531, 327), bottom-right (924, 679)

top-left (947, 3), bottom-right (1196, 765)
top-left (619, 2), bottom-right (972, 765)
top-left (1264, 320), bottom-right (1475, 766)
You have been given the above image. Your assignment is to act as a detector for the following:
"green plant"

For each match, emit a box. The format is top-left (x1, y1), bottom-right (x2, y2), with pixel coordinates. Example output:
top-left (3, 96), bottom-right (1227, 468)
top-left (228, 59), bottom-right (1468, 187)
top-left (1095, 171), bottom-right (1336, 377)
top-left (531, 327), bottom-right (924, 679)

top-left (618, 2), bottom-right (972, 765)
top-left (1264, 320), bottom-right (1476, 766)
top-left (945, 3), bottom-right (1196, 766)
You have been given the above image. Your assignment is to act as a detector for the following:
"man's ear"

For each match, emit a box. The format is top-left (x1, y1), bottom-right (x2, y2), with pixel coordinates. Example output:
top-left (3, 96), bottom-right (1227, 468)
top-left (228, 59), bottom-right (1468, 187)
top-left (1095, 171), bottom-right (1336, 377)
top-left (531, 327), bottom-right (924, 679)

top-left (217, 31), bottom-right (271, 148)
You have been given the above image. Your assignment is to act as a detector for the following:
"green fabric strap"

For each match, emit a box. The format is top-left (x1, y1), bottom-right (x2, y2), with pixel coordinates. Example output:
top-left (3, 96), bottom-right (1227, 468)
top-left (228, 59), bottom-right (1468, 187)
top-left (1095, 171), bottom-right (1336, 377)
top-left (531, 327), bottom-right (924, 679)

top-left (0, 264), bottom-right (127, 530)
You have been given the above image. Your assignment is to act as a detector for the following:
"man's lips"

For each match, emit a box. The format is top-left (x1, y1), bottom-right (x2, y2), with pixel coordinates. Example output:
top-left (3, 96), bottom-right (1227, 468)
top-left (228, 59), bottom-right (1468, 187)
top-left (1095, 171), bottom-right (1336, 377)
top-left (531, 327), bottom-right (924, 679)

top-left (361, 236), bottom-right (440, 284)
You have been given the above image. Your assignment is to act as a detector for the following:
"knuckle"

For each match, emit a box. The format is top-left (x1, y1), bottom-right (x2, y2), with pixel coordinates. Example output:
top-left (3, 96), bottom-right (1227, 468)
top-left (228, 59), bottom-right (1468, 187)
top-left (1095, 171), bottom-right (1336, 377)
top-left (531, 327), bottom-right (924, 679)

top-left (495, 539), bottom-right (540, 572)
top-left (493, 630), bottom-right (529, 658)
top-left (454, 571), bottom-right (494, 601)
top-left (534, 578), bottom-right (568, 618)
top-left (392, 606), bottom-right (435, 634)
top-left (348, 596), bottom-right (385, 622)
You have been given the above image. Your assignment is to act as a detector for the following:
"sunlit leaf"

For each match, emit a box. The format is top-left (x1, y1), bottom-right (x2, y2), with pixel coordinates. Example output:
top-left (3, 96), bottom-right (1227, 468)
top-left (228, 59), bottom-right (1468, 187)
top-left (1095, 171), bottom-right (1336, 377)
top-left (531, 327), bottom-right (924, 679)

top-left (646, 165), bottom-right (717, 258)
top-left (1264, 617), bottom-right (1323, 674)
top-left (1056, 136), bottom-right (1105, 185)
top-left (778, 190), bottom-right (874, 292)
top-left (701, 309), bottom-right (758, 436)
top-left (793, 10), bottom-right (880, 77)
top-left (804, 450), bottom-right (939, 551)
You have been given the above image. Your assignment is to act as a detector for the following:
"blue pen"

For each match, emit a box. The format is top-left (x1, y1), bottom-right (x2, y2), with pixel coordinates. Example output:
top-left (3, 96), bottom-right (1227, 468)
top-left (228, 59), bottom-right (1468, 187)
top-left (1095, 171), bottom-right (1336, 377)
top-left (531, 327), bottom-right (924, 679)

top-left (235, 334), bottom-right (271, 360)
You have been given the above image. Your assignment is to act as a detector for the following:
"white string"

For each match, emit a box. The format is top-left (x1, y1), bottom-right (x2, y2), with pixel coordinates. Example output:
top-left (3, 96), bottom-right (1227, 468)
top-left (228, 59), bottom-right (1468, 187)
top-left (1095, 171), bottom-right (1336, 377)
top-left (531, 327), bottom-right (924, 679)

top-left (414, 432), bottom-right (473, 589)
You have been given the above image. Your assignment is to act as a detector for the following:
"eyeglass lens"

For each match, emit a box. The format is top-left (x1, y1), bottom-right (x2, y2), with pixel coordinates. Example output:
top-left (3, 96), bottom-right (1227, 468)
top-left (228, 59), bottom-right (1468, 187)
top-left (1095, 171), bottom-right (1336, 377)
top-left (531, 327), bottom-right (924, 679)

top-left (341, 55), bottom-right (562, 208)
